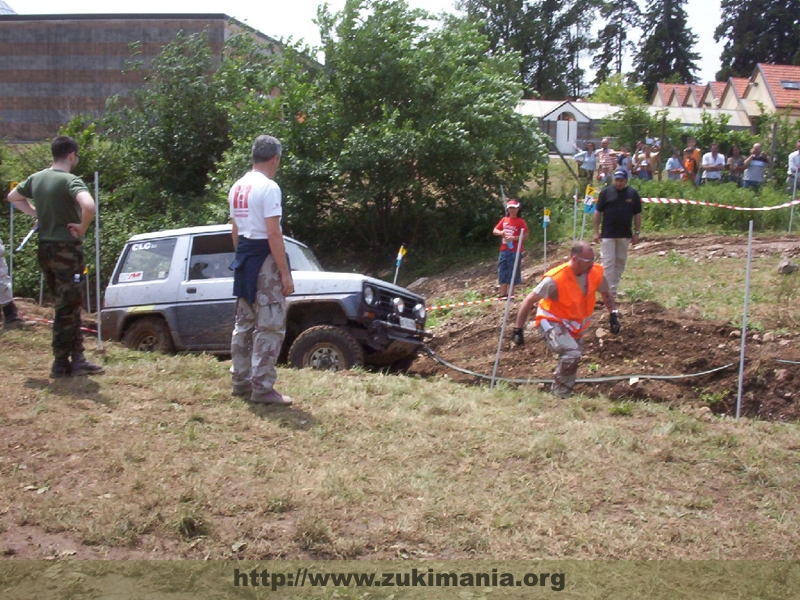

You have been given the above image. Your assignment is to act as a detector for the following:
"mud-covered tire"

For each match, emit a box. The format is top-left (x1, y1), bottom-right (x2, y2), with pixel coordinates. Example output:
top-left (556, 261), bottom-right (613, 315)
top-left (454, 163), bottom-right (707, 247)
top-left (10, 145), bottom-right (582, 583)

top-left (122, 317), bottom-right (175, 354)
top-left (288, 325), bottom-right (364, 371)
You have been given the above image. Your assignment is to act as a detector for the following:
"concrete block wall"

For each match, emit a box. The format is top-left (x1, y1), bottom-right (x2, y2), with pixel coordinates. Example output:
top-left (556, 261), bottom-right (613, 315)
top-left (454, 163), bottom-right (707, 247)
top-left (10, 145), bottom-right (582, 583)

top-left (0, 14), bottom-right (270, 141)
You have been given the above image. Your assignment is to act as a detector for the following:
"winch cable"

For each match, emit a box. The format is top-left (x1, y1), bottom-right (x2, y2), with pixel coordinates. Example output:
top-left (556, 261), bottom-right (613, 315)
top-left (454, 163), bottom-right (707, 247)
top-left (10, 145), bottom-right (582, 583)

top-left (774, 359), bottom-right (800, 366)
top-left (423, 346), bottom-right (737, 385)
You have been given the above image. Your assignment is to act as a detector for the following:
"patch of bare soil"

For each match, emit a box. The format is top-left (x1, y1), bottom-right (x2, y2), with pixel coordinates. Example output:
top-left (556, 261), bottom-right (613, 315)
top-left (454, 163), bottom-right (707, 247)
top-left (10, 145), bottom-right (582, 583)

top-left (408, 234), bottom-right (800, 421)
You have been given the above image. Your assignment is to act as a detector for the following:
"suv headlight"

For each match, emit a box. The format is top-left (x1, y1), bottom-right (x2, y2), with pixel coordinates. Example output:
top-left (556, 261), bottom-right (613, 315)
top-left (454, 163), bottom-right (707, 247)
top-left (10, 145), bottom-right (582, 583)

top-left (413, 303), bottom-right (426, 320)
top-left (392, 297), bottom-right (405, 314)
top-left (364, 285), bottom-right (376, 306)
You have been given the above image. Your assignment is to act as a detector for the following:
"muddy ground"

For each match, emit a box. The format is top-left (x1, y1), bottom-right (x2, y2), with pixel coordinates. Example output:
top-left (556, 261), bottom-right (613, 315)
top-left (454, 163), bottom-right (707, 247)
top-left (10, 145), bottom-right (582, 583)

top-left (407, 234), bottom-right (800, 421)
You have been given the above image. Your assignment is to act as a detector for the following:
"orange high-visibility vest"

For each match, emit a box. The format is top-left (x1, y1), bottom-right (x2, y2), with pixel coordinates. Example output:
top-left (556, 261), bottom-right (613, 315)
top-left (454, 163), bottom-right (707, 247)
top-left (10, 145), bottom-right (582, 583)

top-left (534, 262), bottom-right (604, 338)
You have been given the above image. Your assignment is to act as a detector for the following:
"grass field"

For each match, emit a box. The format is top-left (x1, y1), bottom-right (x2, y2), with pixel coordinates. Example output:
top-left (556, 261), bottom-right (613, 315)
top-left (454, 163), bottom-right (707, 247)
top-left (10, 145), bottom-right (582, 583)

top-left (1, 315), bottom-right (799, 562)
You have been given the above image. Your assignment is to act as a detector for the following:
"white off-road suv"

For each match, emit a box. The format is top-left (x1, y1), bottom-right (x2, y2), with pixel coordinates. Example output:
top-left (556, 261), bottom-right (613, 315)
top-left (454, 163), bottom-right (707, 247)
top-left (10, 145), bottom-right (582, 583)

top-left (100, 224), bottom-right (427, 370)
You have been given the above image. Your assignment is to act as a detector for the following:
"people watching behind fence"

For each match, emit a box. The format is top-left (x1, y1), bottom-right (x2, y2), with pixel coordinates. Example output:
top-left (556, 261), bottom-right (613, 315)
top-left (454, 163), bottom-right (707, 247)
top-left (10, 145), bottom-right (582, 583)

top-left (616, 146), bottom-right (632, 180)
top-left (701, 142), bottom-right (725, 184)
top-left (683, 149), bottom-right (698, 185)
top-left (596, 137), bottom-right (618, 184)
top-left (634, 143), bottom-right (658, 181)
top-left (742, 143), bottom-right (770, 192)
top-left (665, 149), bottom-right (684, 181)
top-left (685, 138), bottom-right (702, 186)
top-left (573, 142), bottom-right (597, 187)
top-left (726, 145), bottom-right (745, 187)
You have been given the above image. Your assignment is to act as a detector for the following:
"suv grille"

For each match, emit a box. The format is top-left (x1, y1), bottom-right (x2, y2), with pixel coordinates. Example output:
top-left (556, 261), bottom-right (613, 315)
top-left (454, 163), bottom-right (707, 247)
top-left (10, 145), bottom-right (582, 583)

top-left (371, 288), bottom-right (422, 320)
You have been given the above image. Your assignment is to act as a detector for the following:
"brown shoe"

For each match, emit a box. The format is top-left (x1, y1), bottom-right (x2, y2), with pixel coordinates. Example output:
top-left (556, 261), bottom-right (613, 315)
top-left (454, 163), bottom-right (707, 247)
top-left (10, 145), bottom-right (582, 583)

top-left (250, 389), bottom-right (293, 405)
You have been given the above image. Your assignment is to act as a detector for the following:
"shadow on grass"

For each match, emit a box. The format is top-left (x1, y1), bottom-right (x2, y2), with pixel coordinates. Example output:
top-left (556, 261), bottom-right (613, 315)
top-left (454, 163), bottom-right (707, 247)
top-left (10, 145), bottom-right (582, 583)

top-left (25, 376), bottom-right (113, 405)
top-left (245, 402), bottom-right (316, 431)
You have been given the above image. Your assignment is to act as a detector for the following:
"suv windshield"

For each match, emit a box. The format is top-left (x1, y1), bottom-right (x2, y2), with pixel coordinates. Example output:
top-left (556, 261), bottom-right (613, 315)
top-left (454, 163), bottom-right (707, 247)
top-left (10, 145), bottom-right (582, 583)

top-left (116, 238), bottom-right (177, 283)
top-left (287, 242), bottom-right (323, 272)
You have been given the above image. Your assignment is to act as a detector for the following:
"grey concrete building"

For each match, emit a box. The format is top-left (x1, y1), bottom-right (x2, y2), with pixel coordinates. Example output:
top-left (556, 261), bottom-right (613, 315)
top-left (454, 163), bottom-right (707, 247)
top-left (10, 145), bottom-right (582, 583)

top-left (0, 13), bottom-right (279, 141)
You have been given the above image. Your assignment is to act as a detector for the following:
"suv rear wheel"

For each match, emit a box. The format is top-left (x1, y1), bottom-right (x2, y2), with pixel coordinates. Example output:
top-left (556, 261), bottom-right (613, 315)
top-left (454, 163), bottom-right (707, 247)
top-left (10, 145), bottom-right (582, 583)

top-left (288, 325), bottom-right (364, 371)
top-left (122, 317), bottom-right (176, 353)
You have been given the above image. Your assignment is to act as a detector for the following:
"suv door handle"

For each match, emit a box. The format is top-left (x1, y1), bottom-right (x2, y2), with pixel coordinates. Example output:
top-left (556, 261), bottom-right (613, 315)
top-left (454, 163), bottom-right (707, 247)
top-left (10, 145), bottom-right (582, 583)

top-left (186, 287), bottom-right (197, 294)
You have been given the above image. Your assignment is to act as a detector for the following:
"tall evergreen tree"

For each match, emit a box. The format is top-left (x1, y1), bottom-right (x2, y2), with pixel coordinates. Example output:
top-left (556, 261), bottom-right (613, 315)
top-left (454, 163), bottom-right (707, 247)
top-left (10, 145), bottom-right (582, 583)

top-left (632, 0), bottom-right (699, 97)
top-left (460, 0), bottom-right (599, 99)
top-left (714, 0), bottom-right (800, 80)
top-left (590, 0), bottom-right (642, 87)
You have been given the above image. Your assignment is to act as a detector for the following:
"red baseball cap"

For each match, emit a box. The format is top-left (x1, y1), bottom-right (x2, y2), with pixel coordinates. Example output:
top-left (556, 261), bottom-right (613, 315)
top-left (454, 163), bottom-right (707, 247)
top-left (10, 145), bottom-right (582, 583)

top-left (506, 199), bottom-right (520, 208)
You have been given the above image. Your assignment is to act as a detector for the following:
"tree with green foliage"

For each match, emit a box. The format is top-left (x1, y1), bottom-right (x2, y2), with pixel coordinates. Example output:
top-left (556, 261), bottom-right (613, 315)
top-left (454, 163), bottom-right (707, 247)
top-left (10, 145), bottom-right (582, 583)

top-left (590, 73), bottom-right (646, 106)
top-left (590, 0), bottom-right (642, 87)
top-left (689, 112), bottom-right (756, 160)
top-left (714, 0), bottom-right (800, 80)
top-left (103, 32), bottom-right (230, 203)
top-left (632, 0), bottom-right (699, 98)
top-left (213, 0), bottom-right (548, 257)
top-left (460, 0), bottom-right (599, 99)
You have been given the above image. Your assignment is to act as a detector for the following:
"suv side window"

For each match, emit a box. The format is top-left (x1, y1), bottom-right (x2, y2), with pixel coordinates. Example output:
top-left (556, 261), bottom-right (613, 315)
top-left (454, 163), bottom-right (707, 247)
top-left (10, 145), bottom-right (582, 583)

top-left (116, 238), bottom-right (178, 283)
top-left (188, 233), bottom-right (235, 280)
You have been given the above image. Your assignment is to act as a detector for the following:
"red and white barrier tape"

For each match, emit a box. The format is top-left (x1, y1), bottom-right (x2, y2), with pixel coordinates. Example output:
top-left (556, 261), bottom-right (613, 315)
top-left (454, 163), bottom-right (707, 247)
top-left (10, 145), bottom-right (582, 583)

top-left (18, 316), bottom-right (98, 335)
top-left (640, 197), bottom-right (800, 211)
top-left (427, 294), bottom-right (519, 312)
top-left (576, 195), bottom-right (800, 212)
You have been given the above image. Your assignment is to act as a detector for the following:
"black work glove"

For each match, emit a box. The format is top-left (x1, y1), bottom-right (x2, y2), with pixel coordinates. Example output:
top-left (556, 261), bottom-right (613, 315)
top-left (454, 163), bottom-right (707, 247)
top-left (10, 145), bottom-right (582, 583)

top-left (511, 327), bottom-right (525, 346)
top-left (609, 310), bottom-right (621, 334)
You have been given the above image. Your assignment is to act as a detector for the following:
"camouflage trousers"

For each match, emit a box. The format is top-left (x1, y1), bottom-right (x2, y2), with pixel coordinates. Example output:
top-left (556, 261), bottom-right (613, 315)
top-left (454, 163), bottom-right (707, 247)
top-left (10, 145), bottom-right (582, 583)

top-left (0, 238), bottom-right (11, 306)
top-left (538, 321), bottom-right (584, 398)
top-left (38, 241), bottom-right (86, 360)
top-left (230, 254), bottom-right (286, 395)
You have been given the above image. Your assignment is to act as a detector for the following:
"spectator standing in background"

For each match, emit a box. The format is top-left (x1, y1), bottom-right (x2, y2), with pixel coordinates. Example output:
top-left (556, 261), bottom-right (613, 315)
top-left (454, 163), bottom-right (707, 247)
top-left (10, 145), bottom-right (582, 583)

top-left (593, 169), bottom-right (642, 298)
top-left (701, 142), bottom-right (726, 184)
top-left (683, 149), bottom-right (698, 185)
top-left (573, 142), bottom-right (597, 188)
top-left (742, 143), bottom-right (770, 191)
top-left (596, 137), bottom-right (618, 185)
top-left (493, 199), bottom-right (529, 299)
top-left (685, 138), bottom-right (702, 186)
top-left (665, 149), bottom-right (684, 181)
top-left (726, 145), bottom-right (745, 186)
top-left (616, 145), bottom-right (632, 180)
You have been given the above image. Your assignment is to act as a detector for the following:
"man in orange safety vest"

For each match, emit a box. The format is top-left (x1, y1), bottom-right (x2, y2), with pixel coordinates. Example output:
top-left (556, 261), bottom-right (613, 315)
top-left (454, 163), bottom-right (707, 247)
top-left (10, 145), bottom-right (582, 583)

top-left (511, 241), bottom-right (619, 398)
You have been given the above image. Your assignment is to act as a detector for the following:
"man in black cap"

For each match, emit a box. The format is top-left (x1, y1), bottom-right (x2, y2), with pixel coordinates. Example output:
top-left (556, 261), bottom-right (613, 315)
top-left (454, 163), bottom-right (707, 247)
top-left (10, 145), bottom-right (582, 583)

top-left (592, 168), bottom-right (642, 298)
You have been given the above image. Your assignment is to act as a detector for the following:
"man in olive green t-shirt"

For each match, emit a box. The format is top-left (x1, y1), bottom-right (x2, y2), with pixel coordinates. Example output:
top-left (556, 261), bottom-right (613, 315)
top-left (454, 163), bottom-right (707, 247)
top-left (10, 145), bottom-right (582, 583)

top-left (7, 136), bottom-right (104, 378)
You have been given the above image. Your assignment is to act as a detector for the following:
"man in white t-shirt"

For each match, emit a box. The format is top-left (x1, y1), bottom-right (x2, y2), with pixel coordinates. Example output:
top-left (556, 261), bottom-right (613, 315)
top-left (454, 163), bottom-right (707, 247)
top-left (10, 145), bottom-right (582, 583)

top-left (701, 142), bottom-right (725, 183)
top-left (229, 135), bottom-right (295, 405)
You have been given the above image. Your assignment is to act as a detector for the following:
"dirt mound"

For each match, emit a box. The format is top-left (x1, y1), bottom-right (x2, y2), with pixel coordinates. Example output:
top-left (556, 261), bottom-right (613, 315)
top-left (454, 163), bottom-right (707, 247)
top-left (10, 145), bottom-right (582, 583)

top-left (408, 234), bottom-right (800, 421)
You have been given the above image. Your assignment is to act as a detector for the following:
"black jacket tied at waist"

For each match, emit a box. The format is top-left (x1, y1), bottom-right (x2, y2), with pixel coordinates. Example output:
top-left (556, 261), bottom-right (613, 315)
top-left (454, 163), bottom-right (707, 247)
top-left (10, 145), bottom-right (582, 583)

top-left (230, 236), bottom-right (271, 304)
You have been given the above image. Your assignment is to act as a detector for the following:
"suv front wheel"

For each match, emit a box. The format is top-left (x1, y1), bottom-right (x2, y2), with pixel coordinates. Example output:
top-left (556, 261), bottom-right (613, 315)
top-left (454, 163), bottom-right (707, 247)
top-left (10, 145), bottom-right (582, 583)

top-left (288, 325), bottom-right (364, 371)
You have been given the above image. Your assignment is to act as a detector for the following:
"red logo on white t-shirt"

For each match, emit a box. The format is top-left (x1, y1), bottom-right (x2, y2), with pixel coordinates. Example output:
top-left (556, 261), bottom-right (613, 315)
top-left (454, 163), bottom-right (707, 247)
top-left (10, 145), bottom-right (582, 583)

top-left (232, 184), bottom-right (251, 217)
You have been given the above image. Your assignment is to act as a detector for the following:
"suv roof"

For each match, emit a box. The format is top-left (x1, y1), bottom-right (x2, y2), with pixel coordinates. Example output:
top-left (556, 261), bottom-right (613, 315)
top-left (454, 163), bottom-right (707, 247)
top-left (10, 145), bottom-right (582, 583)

top-left (126, 223), bottom-right (308, 250)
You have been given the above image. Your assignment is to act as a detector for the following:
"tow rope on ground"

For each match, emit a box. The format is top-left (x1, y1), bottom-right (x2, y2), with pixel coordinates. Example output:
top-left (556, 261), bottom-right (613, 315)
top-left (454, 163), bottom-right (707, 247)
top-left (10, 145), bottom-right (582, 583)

top-left (423, 346), bottom-right (737, 385)
top-left (427, 294), bottom-right (520, 312)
